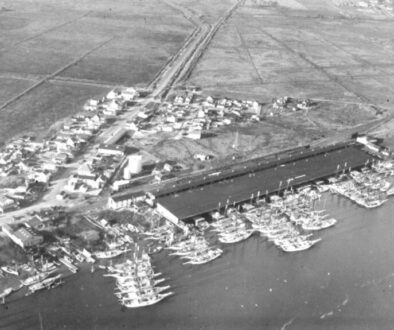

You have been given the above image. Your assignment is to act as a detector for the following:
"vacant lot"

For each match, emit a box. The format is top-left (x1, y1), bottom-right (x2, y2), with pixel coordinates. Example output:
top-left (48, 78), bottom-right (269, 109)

top-left (189, 0), bottom-right (394, 108)
top-left (149, 120), bottom-right (314, 166)
top-left (0, 0), bottom-right (194, 145)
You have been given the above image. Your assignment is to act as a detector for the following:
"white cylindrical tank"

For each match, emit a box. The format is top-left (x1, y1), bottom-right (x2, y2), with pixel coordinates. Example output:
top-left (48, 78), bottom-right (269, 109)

top-left (124, 154), bottom-right (142, 178)
top-left (123, 168), bottom-right (132, 180)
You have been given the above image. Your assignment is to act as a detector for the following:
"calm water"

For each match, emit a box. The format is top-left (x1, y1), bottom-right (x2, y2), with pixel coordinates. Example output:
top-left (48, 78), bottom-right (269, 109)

top-left (2, 194), bottom-right (394, 330)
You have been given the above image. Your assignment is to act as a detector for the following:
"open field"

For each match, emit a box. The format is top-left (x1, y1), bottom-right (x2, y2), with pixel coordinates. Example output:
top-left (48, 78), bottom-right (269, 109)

top-left (148, 121), bottom-right (313, 166)
top-left (169, 0), bottom-right (239, 24)
top-left (0, 0), bottom-right (194, 145)
top-left (188, 0), bottom-right (394, 108)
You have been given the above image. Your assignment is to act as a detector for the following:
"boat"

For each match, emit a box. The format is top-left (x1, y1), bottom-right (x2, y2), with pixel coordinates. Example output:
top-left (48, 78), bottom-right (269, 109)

top-left (218, 229), bottom-right (254, 244)
top-left (26, 275), bottom-right (62, 295)
top-left (105, 271), bottom-right (162, 280)
top-left (183, 249), bottom-right (223, 265)
top-left (94, 248), bottom-right (130, 259)
top-left (22, 271), bottom-right (55, 286)
top-left (278, 238), bottom-right (321, 252)
top-left (1, 266), bottom-right (19, 276)
top-left (121, 292), bottom-right (174, 308)
top-left (115, 285), bottom-right (171, 298)
top-left (386, 187), bottom-right (394, 196)
top-left (59, 257), bottom-right (78, 273)
top-left (116, 277), bottom-right (166, 289)
top-left (302, 218), bottom-right (337, 231)
top-left (0, 288), bottom-right (13, 302)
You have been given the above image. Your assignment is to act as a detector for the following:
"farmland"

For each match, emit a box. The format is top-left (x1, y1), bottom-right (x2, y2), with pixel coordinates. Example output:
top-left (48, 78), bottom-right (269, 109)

top-left (0, 0), bottom-right (194, 145)
top-left (188, 0), bottom-right (394, 111)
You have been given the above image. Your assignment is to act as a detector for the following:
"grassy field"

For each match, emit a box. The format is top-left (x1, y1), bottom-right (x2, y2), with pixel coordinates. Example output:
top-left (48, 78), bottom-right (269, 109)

top-left (0, 0), bottom-right (194, 145)
top-left (188, 0), bottom-right (394, 108)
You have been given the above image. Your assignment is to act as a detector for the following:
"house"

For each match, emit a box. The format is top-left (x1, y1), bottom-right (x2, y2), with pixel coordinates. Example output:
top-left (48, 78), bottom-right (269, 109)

top-left (107, 191), bottom-right (146, 209)
top-left (185, 130), bottom-right (201, 140)
top-left (28, 171), bottom-right (51, 184)
top-left (2, 224), bottom-right (43, 249)
top-left (0, 195), bottom-right (18, 213)
top-left (102, 100), bottom-right (122, 116)
top-left (24, 215), bottom-right (45, 230)
top-left (77, 163), bottom-right (96, 178)
top-left (98, 144), bottom-right (125, 157)
top-left (356, 135), bottom-right (384, 155)
top-left (53, 153), bottom-right (69, 164)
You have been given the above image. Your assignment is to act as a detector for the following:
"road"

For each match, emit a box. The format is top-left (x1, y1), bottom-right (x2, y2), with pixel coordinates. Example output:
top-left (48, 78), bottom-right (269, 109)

top-left (0, 0), bottom-right (244, 223)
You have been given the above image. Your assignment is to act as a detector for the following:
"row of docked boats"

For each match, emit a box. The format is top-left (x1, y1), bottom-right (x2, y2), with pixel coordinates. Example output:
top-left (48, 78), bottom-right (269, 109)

top-left (279, 192), bottom-right (337, 231)
top-left (243, 203), bottom-right (322, 252)
top-left (104, 252), bottom-right (173, 308)
top-left (330, 173), bottom-right (388, 208)
top-left (21, 269), bottom-right (64, 296)
top-left (167, 235), bottom-right (223, 265)
top-left (211, 210), bottom-right (254, 244)
top-left (25, 274), bottom-right (63, 296)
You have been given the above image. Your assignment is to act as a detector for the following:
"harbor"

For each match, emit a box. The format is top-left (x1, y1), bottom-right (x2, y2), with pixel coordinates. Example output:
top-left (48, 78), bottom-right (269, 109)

top-left (2, 192), bottom-right (394, 329)
top-left (0, 156), bottom-right (393, 317)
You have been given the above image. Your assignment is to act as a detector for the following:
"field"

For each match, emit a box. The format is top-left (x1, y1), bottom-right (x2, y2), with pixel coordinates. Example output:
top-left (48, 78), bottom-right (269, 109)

top-left (188, 0), bottom-right (394, 109)
top-left (148, 120), bottom-right (313, 166)
top-left (0, 0), bottom-right (194, 145)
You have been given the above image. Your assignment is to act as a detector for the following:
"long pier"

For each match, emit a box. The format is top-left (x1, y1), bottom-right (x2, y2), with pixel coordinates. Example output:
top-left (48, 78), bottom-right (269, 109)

top-left (155, 141), bottom-right (376, 223)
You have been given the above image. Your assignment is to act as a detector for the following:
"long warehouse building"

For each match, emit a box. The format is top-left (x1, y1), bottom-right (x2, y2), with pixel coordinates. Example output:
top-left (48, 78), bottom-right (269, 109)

top-left (154, 142), bottom-right (376, 224)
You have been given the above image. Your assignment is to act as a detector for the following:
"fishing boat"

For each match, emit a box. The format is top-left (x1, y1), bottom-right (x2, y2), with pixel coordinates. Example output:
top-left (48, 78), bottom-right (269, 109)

top-left (121, 291), bottom-right (174, 308)
top-left (22, 271), bottom-right (55, 286)
top-left (94, 248), bottom-right (130, 259)
top-left (218, 229), bottom-right (254, 244)
top-left (26, 275), bottom-right (62, 295)
top-left (302, 218), bottom-right (337, 231)
top-left (183, 249), bottom-right (223, 265)
top-left (278, 238), bottom-right (321, 252)
top-left (115, 285), bottom-right (171, 299)
top-left (1, 266), bottom-right (18, 276)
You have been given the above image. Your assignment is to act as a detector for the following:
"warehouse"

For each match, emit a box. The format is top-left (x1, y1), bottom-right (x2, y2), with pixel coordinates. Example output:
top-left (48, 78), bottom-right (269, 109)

top-left (155, 142), bottom-right (375, 223)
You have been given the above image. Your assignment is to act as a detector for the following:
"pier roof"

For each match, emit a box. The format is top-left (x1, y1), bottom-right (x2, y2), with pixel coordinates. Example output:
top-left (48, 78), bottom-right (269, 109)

top-left (156, 143), bottom-right (374, 221)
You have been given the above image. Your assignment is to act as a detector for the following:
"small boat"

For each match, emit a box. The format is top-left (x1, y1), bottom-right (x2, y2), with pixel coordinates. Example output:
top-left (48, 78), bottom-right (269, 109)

top-left (1, 266), bottom-right (18, 276)
top-left (94, 249), bottom-right (130, 259)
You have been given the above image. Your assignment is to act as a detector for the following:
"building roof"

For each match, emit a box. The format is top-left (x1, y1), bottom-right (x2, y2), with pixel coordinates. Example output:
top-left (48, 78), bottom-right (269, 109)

top-left (111, 190), bottom-right (146, 202)
top-left (98, 144), bottom-right (125, 152)
top-left (13, 227), bottom-right (41, 242)
top-left (156, 143), bottom-right (374, 221)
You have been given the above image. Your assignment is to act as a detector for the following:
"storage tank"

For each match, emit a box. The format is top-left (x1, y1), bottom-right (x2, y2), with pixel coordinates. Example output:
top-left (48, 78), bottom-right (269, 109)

top-left (123, 154), bottom-right (143, 179)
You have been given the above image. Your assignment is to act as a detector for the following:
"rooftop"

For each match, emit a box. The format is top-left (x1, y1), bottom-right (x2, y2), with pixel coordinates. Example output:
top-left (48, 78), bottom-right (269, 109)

top-left (156, 142), bottom-right (374, 221)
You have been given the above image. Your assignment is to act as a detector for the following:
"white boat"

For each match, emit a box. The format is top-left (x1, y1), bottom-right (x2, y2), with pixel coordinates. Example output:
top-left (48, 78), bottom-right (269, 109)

top-left (115, 285), bottom-right (171, 299)
top-left (218, 230), bottom-right (254, 244)
top-left (22, 271), bottom-right (55, 286)
top-left (278, 238), bottom-right (321, 252)
top-left (94, 249), bottom-right (130, 259)
top-left (1, 266), bottom-right (18, 276)
top-left (386, 187), bottom-right (394, 196)
top-left (0, 288), bottom-right (13, 301)
top-left (302, 218), bottom-right (337, 231)
top-left (116, 277), bottom-right (166, 290)
top-left (183, 249), bottom-right (222, 265)
top-left (105, 271), bottom-right (162, 280)
top-left (122, 292), bottom-right (173, 308)
top-left (26, 275), bottom-right (62, 295)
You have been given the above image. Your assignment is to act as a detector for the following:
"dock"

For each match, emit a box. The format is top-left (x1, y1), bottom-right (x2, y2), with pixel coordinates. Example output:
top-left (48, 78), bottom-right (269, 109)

top-left (154, 141), bottom-right (376, 223)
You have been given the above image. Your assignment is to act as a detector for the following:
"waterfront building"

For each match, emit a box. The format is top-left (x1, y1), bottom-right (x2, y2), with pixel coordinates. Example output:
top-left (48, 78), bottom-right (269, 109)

top-left (2, 224), bottom-right (43, 249)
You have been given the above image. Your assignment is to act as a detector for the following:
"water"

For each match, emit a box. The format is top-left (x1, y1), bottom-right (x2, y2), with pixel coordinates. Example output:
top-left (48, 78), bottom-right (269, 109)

top-left (2, 194), bottom-right (394, 329)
